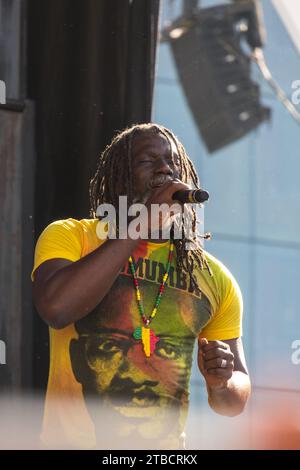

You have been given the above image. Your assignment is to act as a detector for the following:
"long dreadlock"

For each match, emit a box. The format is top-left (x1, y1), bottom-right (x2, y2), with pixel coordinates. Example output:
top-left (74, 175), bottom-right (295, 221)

top-left (89, 123), bottom-right (213, 292)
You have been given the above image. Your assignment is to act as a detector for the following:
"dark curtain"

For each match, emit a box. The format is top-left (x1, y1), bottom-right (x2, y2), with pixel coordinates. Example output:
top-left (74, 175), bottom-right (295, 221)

top-left (27, 0), bottom-right (161, 389)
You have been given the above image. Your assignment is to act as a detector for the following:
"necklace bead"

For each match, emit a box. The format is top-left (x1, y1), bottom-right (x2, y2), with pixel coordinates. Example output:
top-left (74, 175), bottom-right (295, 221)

top-left (129, 240), bottom-right (174, 327)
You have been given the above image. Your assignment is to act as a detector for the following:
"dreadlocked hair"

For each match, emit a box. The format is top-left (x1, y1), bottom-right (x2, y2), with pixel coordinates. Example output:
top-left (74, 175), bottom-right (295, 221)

top-left (89, 123), bottom-right (213, 293)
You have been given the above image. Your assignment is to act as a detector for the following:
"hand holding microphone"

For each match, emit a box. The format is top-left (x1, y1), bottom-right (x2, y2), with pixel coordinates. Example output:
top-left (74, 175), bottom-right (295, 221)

top-left (147, 175), bottom-right (209, 205)
top-left (142, 175), bottom-right (211, 239)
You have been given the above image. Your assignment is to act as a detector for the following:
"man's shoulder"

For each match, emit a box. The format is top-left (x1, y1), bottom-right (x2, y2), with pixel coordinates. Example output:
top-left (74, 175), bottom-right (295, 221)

top-left (36, 217), bottom-right (100, 252)
top-left (43, 217), bottom-right (98, 234)
top-left (32, 218), bottom-right (101, 280)
top-left (200, 249), bottom-right (241, 293)
top-left (202, 250), bottom-right (231, 278)
top-left (196, 251), bottom-right (243, 338)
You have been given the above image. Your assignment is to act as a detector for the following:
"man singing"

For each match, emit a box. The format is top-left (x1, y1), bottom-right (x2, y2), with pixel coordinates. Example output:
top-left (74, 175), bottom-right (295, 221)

top-left (32, 123), bottom-right (250, 449)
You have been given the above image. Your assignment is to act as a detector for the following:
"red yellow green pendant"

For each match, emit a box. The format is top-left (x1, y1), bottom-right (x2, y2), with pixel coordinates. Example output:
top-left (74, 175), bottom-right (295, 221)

top-left (129, 241), bottom-right (174, 358)
top-left (133, 326), bottom-right (160, 357)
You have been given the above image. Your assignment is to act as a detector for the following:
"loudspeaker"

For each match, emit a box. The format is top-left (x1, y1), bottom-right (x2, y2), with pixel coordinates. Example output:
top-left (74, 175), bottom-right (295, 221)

top-left (163, 1), bottom-right (270, 153)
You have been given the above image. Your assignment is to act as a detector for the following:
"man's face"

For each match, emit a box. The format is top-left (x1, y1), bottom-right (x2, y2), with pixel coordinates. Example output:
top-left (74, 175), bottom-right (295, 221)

top-left (131, 131), bottom-right (181, 202)
top-left (70, 281), bottom-right (194, 442)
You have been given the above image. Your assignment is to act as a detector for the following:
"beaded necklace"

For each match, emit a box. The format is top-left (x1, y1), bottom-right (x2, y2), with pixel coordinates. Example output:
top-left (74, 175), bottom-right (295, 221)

top-left (129, 240), bottom-right (174, 358)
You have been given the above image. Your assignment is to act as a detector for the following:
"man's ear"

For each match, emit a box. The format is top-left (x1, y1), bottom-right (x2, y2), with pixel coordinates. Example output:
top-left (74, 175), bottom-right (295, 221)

top-left (69, 338), bottom-right (86, 384)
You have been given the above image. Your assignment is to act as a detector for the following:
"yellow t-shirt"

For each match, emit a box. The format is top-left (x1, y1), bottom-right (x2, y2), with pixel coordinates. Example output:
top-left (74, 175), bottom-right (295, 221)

top-left (32, 218), bottom-right (243, 449)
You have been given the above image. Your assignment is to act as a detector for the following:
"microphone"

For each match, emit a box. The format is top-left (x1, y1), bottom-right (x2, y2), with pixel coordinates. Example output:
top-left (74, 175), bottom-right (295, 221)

top-left (172, 188), bottom-right (209, 204)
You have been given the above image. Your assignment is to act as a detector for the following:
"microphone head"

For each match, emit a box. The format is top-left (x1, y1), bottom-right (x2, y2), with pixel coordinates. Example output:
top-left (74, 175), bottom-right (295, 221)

top-left (194, 189), bottom-right (209, 203)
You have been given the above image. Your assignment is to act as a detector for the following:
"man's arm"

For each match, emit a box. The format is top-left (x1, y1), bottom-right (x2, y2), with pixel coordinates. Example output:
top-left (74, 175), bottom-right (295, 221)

top-left (32, 180), bottom-right (190, 330)
top-left (32, 237), bottom-right (140, 329)
top-left (198, 337), bottom-right (251, 417)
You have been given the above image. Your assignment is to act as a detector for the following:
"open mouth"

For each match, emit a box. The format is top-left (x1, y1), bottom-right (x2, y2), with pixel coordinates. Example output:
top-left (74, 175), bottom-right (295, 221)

top-left (149, 174), bottom-right (173, 188)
